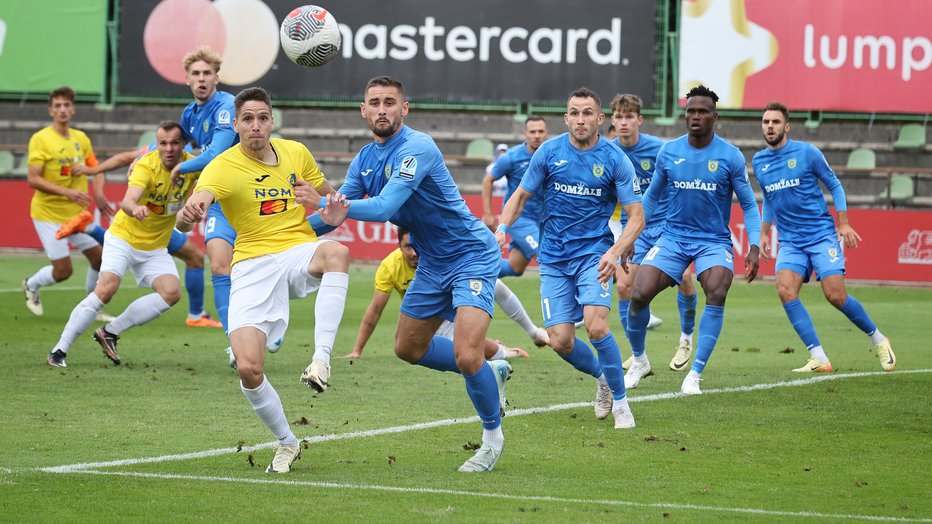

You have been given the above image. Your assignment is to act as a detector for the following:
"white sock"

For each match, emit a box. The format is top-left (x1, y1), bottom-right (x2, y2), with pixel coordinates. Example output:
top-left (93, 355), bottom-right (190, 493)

top-left (494, 279), bottom-right (537, 337)
top-left (55, 293), bottom-right (105, 352)
top-left (27, 265), bottom-right (56, 290)
top-left (313, 272), bottom-right (349, 362)
top-left (188, 311), bottom-right (206, 321)
top-left (490, 344), bottom-right (507, 360)
top-left (596, 373), bottom-right (609, 387)
top-left (241, 376), bottom-right (298, 445)
top-left (107, 293), bottom-right (171, 335)
top-left (808, 345), bottom-right (829, 362)
top-left (85, 268), bottom-right (100, 294)
top-left (612, 395), bottom-right (630, 414)
top-left (633, 354), bottom-right (649, 365)
top-left (869, 329), bottom-right (886, 345)
top-left (680, 332), bottom-right (692, 343)
top-left (482, 426), bottom-right (504, 451)
top-left (687, 370), bottom-right (701, 380)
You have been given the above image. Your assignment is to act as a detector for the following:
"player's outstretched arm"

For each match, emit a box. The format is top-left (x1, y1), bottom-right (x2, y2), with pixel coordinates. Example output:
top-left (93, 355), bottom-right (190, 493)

top-left (177, 190), bottom-right (214, 232)
top-left (27, 164), bottom-right (90, 205)
top-left (602, 202), bottom-right (644, 280)
top-left (120, 185), bottom-right (148, 221)
top-left (73, 150), bottom-right (139, 177)
top-left (496, 186), bottom-right (531, 248)
top-left (345, 291), bottom-right (391, 359)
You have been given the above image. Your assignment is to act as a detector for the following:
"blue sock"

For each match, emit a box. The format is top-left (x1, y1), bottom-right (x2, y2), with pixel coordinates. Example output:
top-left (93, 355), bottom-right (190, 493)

top-left (591, 334), bottom-right (626, 400)
top-left (838, 296), bottom-right (877, 335)
top-left (678, 292), bottom-right (697, 335)
top-left (89, 224), bottom-right (106, 245)
top-left (414, 336), bottom-right (460, 373)
top-left (782, 299), bottom-right (821, 350)
top-left (560, 338), bottom-right (602, 378)
top-left (627, 305), bottom-right (650, 357)
top-left (463, 363), bottom-right (502, 430)
top-left (617, 299), bottom-right (630, 336)
top-left (185, 267), bottom-right (205, 317)
top-left (499, 258), bottom-right (518, 277)
top-left (211, 274), bottom-right (231, 333)
top-left (691, 305), bottom-right (725, 374)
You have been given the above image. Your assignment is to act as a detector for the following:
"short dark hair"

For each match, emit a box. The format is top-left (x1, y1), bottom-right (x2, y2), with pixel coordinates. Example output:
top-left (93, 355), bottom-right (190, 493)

top-left (157, 120), bottom-right (183, 136)
top-left (397, 227), bottom-right (409, 244)
top-left (763, 101), bottom-right (789, 121)
top-left (568, 86), bottom-right (601, 109)
top-left (365, 76), bottom-right (405, 99)
top-left (685, 85), bottom-right (719, 105)
top-left (234, 87), bottom-right (272, 116)
top-left (48, 86), bottom-right (76, 105)
top-left (610, 93), bottom-right (643, 115)
top-left (525, 115), bottom-right (546, 127)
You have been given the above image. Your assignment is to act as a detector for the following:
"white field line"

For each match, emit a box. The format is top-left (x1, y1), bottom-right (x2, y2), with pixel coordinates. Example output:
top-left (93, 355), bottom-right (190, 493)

top-left (40, 369), bottom-right (931, 474)
top-left (56, 470), bottom-right (932, 523)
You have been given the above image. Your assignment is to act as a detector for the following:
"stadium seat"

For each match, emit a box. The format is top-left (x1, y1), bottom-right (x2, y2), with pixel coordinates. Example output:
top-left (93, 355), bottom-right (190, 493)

top-left (13, 154), bottom-right (29, 176)
top-left (887, 175), bottom-right (915, 200)
top-left (272, 108), bottom-right (283, 132)
top-left (137, 130), bottom-right (157, 149)
top-left (465, 138), bottom-right (494, 159)
top-left (0, 151), bottom-right (14, 175)
top-left (846, 148), bottom-right (876, 169)
top-left (892, 124), bottom-right (926, 149)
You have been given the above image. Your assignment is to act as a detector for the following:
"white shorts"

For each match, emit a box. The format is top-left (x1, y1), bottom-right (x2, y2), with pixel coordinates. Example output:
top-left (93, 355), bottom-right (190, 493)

top-left (33, 219), bottom-right (99, 261)
top-left (100, 232), bottom-right (178, 288)
top-left (228, 241), bottom-right (329, 345)
top-left (435, 320), bottom-right (455, 339)
top-left (608, 219), bottom-right (623, 242)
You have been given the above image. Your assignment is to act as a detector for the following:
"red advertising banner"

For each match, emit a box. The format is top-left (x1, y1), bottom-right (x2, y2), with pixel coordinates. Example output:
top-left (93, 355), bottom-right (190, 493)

top-left (3, 181), bottom-right (929, 283)
top-left (679, 0), bottom-right (931, 113)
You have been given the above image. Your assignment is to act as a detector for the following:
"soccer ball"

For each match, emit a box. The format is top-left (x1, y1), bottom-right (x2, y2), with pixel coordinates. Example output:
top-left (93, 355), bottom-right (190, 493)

top-left (280, 5), bottom-right (342, 67)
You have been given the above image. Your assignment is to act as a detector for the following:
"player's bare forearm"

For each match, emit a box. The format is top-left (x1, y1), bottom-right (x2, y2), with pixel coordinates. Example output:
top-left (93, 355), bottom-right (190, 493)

top-left (481, 175), bottom-right (496, 229)
top-left (178, 190), bottom-right (213, 232)
top-left (347, 293), bottom-right (389, 358)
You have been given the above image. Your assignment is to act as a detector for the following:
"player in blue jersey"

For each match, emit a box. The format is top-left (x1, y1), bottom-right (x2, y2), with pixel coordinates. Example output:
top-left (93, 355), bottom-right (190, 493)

top-left (752, 102), bottom-right (895, 372)
top-left (480, 116), bottom-right (551, 348)
top-left (630, 85), bottom-right (761, 395)
top-left (496, 87), bottom-right (644, 430)
top-left (607, 94), bottom-right (698, 388)
top-left (301, 76), bottom-right (512, 473)
top-left (66, 143), bottom-right (223, 329)
top-left (174, 47), bottom-right (240, 343)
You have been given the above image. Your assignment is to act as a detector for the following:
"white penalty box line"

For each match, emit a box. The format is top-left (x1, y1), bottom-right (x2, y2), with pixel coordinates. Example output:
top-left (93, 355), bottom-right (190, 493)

top-left (31, 369), bottom-right (932, 523)
top-left (41, 369), bottom-right (930, 474)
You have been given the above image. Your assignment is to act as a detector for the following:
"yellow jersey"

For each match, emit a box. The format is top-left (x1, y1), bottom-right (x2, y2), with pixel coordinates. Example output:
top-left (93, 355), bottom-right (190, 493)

top-left (27, 126), bottom-right (99, 223)
top-left (196, 138), bottom-right (327, 265)
top-left (610, 202), bottom-right (622, 222)
top-left (108, 150), bottom-right (199, 250)
top-left (374, 248), bottom-right (416, 297)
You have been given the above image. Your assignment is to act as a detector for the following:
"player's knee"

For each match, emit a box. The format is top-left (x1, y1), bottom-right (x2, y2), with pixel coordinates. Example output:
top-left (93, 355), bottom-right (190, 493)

top-left (323, 242), bottom-right (349, 272)
top-left (586, 324), bottom-right (610, 340)
top-left (825, 291), bottom-right (847, 309)
top-left (616, 281), bottom-right (633, 300)
top-left (237, 364), bottom-right (265, 389)
top-left (52, 266), bottom-right (73, 282)
top-left (93, 287), bottom-right (116, 304)
top-left (159, 287), bottom-right (181, 306)
top-left (704, 287), bottom-right (729, 305)
top-left (776, 284), bottom-right (798, 303)
top-left (454, 350), bottom-right (484, 375)
top-left (548, 335), bottom-right (574, 355)
top-left (209, 258), bottom-right (231, 275)
top-left (393, 343), bottom-right (420, 364)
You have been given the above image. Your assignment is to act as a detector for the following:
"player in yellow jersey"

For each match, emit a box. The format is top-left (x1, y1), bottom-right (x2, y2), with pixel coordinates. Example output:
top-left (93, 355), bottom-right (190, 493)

top-left (178, 87), bottom-right (348, 474)
top-left (23, 86), bottom-right (115, 322)
top-left (47, 121), bottom-right (199, 368)
top-left (345, 227), bottom-right (529, 360)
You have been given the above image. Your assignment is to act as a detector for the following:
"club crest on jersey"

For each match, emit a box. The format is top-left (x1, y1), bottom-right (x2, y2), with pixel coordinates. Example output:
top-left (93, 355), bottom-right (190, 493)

top-left (600, 281), bottom-right (610, 291)
top-left (399, 156), bottom-right (417, 180)
top-left (259, 199), bottom-right (289, 215)
top-left (641, 159), bottom-right (651, 171)
top-left (384, 165), bottom-right (392, 179)
top-left (289, 173), bottom-right (297, 187)
top-left (592, 164), bottom-right (605, 177)
top-left (707, 160), bottom-right (719, 172)
top-left (218, 110), bottom-right (231, 126)
top-left (788, 158), bottom-right (797, 169)
top-left (828, 247), bottom-right (838, 259)
top-left (202, 121), bottom-right (210, 133)
top-left (174, 175), bottom-right (185, 188)
top-left (469, 279), bottom-right (482, 295)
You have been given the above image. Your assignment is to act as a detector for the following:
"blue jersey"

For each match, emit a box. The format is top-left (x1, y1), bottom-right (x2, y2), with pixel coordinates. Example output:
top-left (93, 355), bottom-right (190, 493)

top-left (616, 133), bottom-right (665, 227)
top-left (339, 126), bottom-right (499, 271)
top-left (521, 133), bottom-right (641, 264)
top-left (647, 134), bottom-right (761, 246)
top-left (178, 90), bottom-right (239, 175)
top-left (751, 139), bottom-right (846, 245)
top-left (491, 143), bottom-right (542, 222)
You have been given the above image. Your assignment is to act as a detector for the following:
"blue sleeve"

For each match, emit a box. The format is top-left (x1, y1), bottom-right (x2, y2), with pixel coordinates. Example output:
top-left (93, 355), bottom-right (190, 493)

top-left (340, 182), bottom-right (414, 222)
top-left (490, 153), bottom-right (511, 181)
top-left (614, 155), bottom-right (642, 206)
top-left (307, 159), bottom-right (368, 235)
top-left (732, 161), bottom-right (762, 247)
top-left (761, 200), bottom-right (774, 224)
top-left (641, 161), bottom-right (666, 223)
top-left (519, 146), bottom-right (546, 194)
top-left (809, 145), bottom-right (847, 212)
top-left (177, 127), bottom-right (237, 174)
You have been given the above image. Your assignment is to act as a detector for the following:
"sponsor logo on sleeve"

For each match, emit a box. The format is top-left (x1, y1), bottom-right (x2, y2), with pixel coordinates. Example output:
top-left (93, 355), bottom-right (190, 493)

top-left (398, 156), bottom-right (417, 180)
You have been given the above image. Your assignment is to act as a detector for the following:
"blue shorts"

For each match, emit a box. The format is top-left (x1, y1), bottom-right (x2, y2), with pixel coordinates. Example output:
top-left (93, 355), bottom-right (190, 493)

top-left (205, 202), bottom-right (236, 246)
top-left (775, 235), bottom-right (845, 282)
top-left (400, 260), bottom-right (497, 322)
top-left (508, 215), bottom-right (540, 261)
top-left (167, 228), bottom-right (187, 255)
top-left (539, 254), bottom-right (613, 327)
top-left (641, 235), bottom-right (733, 284)
top-left (631, 224), bottom-right (664, 265)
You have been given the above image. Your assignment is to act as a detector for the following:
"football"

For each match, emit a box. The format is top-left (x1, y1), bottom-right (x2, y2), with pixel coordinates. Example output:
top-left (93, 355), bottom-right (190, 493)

top-left (279, 5), bottom-right (342, 67)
